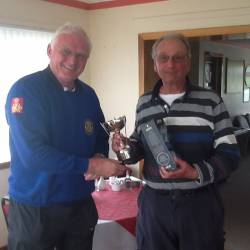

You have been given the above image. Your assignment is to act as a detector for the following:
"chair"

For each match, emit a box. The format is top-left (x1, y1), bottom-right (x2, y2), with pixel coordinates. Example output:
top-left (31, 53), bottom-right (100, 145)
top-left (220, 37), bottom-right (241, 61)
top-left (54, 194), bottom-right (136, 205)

top-left (1, 196), bottom-right (10, 228)
top-left (245, 113), bottom-right (250, 126)
top-left (233, 114), bottom-right (250, 156)
top-left (233, 114), bottom-right (250, 129)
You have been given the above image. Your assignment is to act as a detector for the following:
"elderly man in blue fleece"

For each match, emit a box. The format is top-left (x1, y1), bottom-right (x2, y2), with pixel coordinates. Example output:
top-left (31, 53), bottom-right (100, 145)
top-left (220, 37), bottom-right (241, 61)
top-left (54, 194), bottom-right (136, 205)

top-left (5, 23), bottom-right (127, 250)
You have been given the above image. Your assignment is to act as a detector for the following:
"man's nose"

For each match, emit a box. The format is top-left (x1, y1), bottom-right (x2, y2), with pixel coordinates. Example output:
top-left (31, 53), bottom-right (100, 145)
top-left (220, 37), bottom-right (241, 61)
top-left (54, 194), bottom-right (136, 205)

top-left (67, 53), bottom-right (78, 65)
top-left (165, 58), bottom-right (175, 67)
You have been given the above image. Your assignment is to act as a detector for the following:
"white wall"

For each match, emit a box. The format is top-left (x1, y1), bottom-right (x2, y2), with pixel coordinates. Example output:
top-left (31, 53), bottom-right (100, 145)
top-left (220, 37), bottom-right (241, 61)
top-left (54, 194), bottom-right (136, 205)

top-left (199, 40), bottom-right (250, 117)
top-left (1, 0), bottom-right (250, 247)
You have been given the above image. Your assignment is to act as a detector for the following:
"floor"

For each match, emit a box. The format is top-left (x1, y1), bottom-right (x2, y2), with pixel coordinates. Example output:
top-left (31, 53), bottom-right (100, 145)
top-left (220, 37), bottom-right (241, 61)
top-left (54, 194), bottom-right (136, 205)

top-left (221, 154), bottom-right (250, 250)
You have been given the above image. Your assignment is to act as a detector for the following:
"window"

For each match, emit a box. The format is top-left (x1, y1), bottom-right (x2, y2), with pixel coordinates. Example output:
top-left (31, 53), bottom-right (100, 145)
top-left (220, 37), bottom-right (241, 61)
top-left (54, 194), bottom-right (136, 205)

top-left (0, 26), bottom-right (53, 163)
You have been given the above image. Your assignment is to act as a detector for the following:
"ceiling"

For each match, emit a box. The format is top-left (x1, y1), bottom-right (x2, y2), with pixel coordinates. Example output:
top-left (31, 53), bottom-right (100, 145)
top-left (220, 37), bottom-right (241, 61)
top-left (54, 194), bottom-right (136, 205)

top-left (216, 39), bottom-right (250, 50)
top-left (44, 1), bottom-right (250, 49)
top-left (44, 0), bottom-right (165, 10)
top-left (208, 34), bottom-right (250, 50)
top-left (78, 0), bottom-right (114, 3)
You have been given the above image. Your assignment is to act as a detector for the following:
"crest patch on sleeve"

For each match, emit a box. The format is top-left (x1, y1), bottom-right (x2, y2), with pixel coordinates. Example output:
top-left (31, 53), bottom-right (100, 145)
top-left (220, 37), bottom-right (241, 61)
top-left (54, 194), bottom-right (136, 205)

top-left (11, 98), bottom-right (24, 113)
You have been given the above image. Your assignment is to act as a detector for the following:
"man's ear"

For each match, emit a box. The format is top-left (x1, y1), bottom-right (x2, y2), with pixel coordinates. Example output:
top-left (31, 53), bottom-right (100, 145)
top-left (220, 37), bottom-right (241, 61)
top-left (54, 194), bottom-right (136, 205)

top-left (153, 60), bottom-right (158, 73)
top-left (186, 59), bottom-right (191, 75)
top-left (47, 44), bottom-right (51, 57)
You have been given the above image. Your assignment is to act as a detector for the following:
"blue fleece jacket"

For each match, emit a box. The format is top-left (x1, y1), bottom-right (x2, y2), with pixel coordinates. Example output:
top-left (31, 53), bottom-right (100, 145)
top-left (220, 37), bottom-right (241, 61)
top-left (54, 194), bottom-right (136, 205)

top-left (5, 67), bottom-right (108, 206)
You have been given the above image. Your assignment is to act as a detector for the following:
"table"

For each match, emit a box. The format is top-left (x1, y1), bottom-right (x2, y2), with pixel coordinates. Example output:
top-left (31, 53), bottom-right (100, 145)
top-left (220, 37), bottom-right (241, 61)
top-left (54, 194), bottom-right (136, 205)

top-left (92, 183), bottom-right (140, 250)
top-left (2, 183), bottom-right (141, 250)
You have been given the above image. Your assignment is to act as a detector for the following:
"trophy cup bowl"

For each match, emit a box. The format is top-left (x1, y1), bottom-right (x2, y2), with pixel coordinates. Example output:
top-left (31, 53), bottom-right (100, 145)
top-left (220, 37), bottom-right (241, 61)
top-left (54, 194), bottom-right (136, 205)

top-left (101, 116), bottom-right (133, 163)
top-left (101, 116), bottom-right (126, 134)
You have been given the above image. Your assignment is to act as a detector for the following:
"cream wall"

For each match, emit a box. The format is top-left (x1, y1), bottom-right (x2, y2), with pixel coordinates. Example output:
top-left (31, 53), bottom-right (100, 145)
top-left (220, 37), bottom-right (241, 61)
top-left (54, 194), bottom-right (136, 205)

top-left (88, 0), bottom-right (250, 175)
top-left (89, 0), bottom-right (250, 131)
top-left (1, 0), bottom-right (250, 247)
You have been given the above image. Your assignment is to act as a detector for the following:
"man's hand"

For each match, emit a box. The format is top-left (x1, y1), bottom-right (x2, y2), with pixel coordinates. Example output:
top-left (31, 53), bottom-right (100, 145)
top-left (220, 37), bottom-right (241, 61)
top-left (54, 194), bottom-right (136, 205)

top-left (159, 156), bottom-right (199, 180)
top-left (111, 133), bottom-right (127, 152)
top-left (84, 157), bottom-right (129, 181)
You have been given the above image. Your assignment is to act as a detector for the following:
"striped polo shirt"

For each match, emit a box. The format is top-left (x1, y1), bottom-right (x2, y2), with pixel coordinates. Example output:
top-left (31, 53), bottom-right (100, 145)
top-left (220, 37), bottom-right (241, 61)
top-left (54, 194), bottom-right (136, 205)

top-left (129, 79), bottom-right (240, 190)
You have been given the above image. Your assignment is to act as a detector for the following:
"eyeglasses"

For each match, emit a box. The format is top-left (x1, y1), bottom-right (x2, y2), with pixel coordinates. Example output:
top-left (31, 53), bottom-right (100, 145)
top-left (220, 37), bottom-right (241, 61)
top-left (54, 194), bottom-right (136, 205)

top-left (156, 54), bottom-right (188, 63)
top-left (60, 48), bottom-right (88, 61)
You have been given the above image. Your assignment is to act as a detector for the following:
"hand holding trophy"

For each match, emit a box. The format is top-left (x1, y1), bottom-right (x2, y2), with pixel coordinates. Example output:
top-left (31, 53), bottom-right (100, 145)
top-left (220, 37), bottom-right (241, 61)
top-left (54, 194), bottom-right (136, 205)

top-left (101, 116), bottom-right (132, 164)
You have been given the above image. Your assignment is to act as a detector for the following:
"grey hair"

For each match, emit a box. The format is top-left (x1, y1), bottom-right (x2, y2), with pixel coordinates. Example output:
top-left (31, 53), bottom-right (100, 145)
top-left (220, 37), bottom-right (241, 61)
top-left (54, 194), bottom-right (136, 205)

top-left (151, 33), bottom-right (191, 60)
top-left (50, 23), bottom-right (92, 56)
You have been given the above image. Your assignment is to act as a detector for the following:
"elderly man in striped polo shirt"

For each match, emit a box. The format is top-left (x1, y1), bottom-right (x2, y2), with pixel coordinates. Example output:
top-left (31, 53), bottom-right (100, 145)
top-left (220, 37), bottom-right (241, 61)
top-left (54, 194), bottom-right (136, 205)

top-left (112, 33), bottom-right (240, 250)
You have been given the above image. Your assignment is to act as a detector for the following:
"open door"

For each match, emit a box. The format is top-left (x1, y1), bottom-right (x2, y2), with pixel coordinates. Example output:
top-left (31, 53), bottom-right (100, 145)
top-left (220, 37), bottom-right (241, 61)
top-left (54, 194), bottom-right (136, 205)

top-left (138, 25), bottom-right (250, 174)
top-left (139, 25), bottom-right (250, 95)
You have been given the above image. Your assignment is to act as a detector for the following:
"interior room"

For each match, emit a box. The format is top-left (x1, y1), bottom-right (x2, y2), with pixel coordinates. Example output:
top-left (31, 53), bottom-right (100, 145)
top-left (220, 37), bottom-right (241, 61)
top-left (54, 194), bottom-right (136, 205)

top-left (1, 0), bottom-right (250, 249)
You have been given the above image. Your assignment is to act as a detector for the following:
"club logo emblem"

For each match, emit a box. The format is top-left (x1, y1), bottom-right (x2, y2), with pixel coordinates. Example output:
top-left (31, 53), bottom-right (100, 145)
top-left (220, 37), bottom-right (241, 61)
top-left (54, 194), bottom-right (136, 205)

top-left (84, 119), bottom-right (94, 135)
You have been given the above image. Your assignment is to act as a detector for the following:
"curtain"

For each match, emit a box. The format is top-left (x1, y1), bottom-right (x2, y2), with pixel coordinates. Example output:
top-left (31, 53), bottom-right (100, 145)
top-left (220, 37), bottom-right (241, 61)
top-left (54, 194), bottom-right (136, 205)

top-left (0, 26), bottom-right (52, 162)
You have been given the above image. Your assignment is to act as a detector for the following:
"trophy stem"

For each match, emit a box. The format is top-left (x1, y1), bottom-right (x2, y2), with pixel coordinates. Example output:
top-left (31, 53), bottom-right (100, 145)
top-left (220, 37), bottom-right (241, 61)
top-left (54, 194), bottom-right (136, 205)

top-left (124, 121), bottom-right (128, 139)
top-left (100, 116), bottom-right (132, 164)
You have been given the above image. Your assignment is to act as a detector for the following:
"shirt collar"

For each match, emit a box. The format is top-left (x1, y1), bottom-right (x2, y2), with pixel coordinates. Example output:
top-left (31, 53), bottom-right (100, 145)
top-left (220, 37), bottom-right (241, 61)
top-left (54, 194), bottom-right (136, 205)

top-left (46, 66), bottom-right (78, 92)
top-left (151, 76), bottom-right (192, 102)
top-left (63, 86), bottom-right (76, 92)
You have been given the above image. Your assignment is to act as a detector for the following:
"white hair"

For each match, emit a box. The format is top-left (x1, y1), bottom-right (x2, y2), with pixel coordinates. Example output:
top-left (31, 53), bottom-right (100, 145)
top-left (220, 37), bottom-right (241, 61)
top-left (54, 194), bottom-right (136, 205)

top-left (152, 33), bottom-right (191, 60)
top-left (51, 23), bottom-right (92, 56)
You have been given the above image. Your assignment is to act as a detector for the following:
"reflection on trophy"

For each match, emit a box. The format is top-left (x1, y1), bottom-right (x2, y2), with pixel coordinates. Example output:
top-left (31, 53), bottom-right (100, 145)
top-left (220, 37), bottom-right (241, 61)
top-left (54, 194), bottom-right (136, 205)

top-left (101, 116), bottom-right (132, 163)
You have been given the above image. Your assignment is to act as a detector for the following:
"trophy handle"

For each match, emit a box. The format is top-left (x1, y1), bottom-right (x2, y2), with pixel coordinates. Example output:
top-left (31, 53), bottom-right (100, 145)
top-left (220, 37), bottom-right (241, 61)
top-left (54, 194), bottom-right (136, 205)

top-left (100, 122), bottom-right (110, 136)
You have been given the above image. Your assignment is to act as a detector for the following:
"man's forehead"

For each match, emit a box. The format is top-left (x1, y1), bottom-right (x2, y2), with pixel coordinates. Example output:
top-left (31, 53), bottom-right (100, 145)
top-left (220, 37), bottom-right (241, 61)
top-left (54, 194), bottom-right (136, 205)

top-left (156, 39), bottom-right (188, 54)
top-left (54, 33), bottom-right (85, 45)
top-left (55, 35), bottom-right (88, 52)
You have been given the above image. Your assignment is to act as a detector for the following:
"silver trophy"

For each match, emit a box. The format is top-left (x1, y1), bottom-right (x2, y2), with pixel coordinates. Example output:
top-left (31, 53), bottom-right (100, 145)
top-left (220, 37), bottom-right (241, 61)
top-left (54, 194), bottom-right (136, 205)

top-left (101, 116), bottom-right (132, 163)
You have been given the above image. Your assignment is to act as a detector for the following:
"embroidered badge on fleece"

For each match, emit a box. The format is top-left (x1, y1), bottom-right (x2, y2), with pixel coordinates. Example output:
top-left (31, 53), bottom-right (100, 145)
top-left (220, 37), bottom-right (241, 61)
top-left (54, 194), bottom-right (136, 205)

top-left (11, 97), bottom-right (24, 113)
top-left (84, 119), bottom-right (94, 135)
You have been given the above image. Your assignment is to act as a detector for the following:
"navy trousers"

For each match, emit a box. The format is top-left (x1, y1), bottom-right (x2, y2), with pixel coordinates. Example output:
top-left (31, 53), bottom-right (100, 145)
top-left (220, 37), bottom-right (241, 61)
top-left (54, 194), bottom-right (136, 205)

top-left (136, 185), bottom-right (224, 250)
top-left (8, 197), bottom-right (98, 250)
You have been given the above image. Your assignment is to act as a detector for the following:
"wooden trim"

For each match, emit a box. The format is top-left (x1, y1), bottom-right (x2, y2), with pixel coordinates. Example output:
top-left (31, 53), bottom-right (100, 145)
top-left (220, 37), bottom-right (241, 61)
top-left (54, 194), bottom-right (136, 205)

top-left (0, 246), bottom-right (7, 250)
top-left (0, 162), bottom-right (9, 170)
top-left (138, 24), bottom-right (250, 175)
top-left (138, 35), bottom-right (145, 95)
top-left (139, 25), bottom-right (250, 41)
top-left (138, 24), bottom-right (250, 96)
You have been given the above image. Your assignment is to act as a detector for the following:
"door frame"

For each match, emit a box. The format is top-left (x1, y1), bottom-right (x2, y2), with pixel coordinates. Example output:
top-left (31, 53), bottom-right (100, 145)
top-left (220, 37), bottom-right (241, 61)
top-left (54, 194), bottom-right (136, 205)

top-left (138, 24), bottom-right (250, 95)
top-left (138, 24), bottom-right (250, 175)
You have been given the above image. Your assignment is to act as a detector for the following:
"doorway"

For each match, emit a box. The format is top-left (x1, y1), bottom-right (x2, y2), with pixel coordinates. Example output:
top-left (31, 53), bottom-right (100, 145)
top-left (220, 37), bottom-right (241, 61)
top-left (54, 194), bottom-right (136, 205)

top-left (139, 25), bottom-right (250, 95)
top-left (138, 24), bottom-right (250, 250)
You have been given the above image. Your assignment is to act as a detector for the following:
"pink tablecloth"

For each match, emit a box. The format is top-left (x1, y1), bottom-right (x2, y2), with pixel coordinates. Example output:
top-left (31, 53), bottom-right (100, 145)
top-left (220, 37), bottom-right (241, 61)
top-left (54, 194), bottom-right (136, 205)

top-left (92, 187), bottom-right (140, 235)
